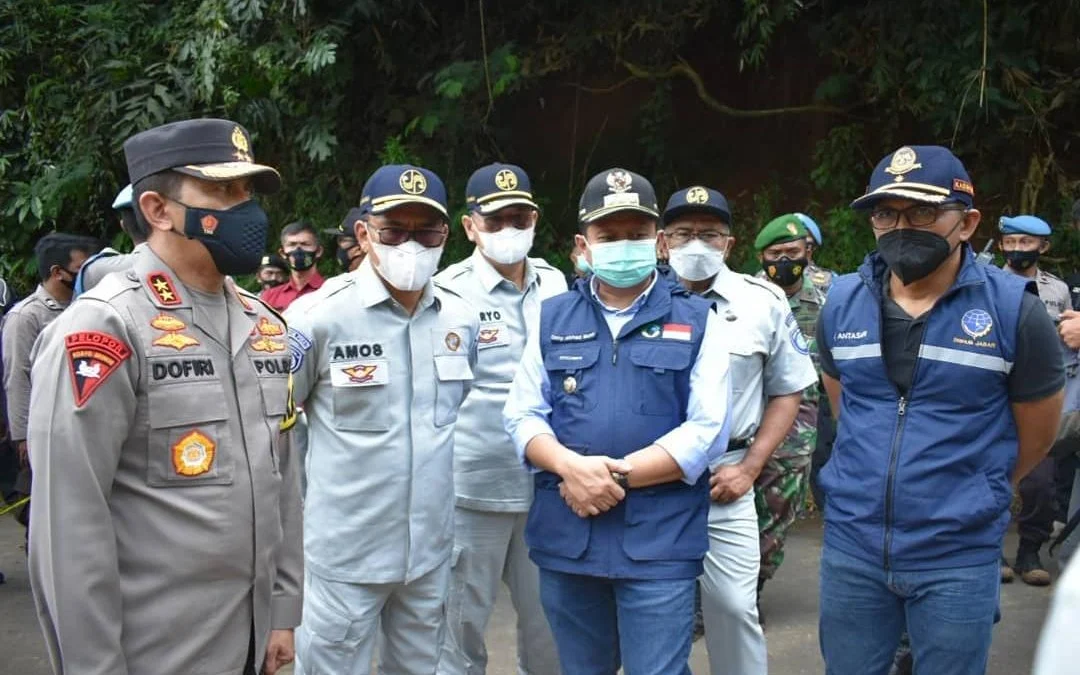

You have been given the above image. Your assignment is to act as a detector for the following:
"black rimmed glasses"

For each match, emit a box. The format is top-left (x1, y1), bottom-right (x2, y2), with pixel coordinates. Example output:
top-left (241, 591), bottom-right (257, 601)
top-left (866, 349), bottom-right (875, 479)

top-left (869, 204), bottom-right (967, 231)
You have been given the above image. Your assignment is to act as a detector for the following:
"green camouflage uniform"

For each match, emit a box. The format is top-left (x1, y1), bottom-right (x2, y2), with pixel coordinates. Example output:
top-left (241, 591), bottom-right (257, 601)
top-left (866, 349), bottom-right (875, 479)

top-left (755, 271), bottom-right (825, 581)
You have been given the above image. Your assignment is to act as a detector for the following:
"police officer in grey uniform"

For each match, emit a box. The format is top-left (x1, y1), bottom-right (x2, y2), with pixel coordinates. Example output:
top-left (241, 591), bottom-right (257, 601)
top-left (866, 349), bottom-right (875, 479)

top-left (288, 164), bottom-right (479, 675)
top-left (435, 163), bottom-right (564, 675)
top-left (661, 186), bottom-right (816, 675)
top-left (74, 183), bottom-right (149, 298)
top-left (27, 119), bottom-right (303, 675)
top-left (3, 233), bottom-right (95, 529)
top-left (999, 214), bottom-right (1072, 586)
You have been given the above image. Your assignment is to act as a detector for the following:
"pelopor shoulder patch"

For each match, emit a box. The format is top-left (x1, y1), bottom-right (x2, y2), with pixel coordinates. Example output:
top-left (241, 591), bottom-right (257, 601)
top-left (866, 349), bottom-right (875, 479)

top-left (65, 331), bottom-right (132, 407)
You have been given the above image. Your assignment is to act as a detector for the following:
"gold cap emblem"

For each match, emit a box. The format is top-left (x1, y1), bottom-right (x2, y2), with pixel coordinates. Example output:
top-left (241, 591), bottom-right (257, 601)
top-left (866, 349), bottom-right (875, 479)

top-left (494, 169), bottom-right (518, 191)
top-left (686, 187), bottom-right (709, 204)
top-left (231, 126), bottom-right (252, 162)
top-left (399, 169), bottom-right (427, 195)
top-left (606, 170), bottom-right (633, 193)
top-left (884, 146), bottom-right (921, 182)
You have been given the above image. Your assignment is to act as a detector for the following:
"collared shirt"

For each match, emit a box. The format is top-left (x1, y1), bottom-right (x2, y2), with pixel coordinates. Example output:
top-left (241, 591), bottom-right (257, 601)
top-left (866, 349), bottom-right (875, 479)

top-left (434, 249), bottom-right (567, 512)
top-left (261, 268), bottom-right (324, 312)
top-left (2, 285), bottom-right (67, 441)
top-left (700, 265), bottom-right (817, 465)
top-left (1002, 264), bottom-right (1071, 319)
top-left (503, 271), bottom-right (729, 485)
top-left (287, 258), bottom-right (479, 584)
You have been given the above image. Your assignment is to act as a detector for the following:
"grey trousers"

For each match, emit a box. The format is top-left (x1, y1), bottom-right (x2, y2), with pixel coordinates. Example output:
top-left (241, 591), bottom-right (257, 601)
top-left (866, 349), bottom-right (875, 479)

top-left (437, 507), bottom-right (560, 675)
top-left (700, 452), bottom-right (768, 675)
top-left (295, 562), bottom-right (451, 675)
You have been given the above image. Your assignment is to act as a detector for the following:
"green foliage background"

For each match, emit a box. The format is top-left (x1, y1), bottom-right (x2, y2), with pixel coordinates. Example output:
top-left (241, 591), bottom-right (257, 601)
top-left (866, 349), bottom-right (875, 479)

top-left (3, 0), bottom-right (1080, 293)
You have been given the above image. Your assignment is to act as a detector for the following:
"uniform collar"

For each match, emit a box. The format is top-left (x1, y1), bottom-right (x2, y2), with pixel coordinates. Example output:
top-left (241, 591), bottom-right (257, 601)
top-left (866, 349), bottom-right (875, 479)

top-left (35, 284), bottom-right (67, 310)
top-left (354, 257), bottom-right (437, 312)
top-left (589, 271), bottom-right (657, 317)
top-left (702, 263), bottom-right (740, 302)
top-left (470, 247), bottom-right (538, 293)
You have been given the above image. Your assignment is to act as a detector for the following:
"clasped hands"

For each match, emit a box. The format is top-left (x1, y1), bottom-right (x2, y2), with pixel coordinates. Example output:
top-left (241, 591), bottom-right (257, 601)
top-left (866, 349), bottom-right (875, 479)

top-left (557, 453), bottom-right (632, 518)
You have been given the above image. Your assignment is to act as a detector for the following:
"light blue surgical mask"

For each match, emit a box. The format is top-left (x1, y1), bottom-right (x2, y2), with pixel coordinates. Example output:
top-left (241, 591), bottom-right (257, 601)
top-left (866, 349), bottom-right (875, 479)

top-left (574, 256), bottom-right (592, 274)
top-left (587, 238), bottom-right (657, 288)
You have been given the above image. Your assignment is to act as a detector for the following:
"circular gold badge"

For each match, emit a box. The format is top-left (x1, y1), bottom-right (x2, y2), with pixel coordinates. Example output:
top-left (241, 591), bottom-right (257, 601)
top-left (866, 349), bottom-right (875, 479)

top-left (399, 169), bottom-right (427, 195)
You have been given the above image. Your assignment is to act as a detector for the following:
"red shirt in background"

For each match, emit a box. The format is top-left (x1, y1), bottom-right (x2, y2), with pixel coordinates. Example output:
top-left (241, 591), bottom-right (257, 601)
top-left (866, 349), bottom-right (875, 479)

top-left (260, 270), bottom-right (324, 312)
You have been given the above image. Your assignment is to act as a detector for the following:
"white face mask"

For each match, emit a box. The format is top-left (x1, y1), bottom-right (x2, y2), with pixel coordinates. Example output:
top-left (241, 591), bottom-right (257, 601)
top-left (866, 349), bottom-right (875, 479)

top-left (368, 238), bottom-right (443, 291)
top-left (475, 226), bottom-right (535, 265)
top-left (668, 238), bottom-right (726, 282)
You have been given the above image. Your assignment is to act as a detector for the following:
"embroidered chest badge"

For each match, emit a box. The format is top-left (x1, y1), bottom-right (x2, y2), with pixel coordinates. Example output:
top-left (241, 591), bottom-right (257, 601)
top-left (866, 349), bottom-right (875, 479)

top-left (960, 309), bottom-right (993, 339)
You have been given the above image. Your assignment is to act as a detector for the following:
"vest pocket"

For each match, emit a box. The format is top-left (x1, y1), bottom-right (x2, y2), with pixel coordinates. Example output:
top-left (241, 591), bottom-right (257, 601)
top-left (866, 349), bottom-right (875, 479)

top-left (146, 382), bottom-right (233, 487)
top-left (628, 343), bottom-right (693, 416)
top-left (544, 344), bottom-right (601, 413)
top-left (622, 484), bottom-right (708, 560)
top-left (526, 470), bottom-right (591, 559)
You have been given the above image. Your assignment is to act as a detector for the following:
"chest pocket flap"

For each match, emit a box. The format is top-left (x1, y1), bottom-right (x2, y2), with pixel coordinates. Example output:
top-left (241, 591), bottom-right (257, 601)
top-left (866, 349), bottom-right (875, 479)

top-left (434, 354), bottom-right (474, 382)
top-left (628, 342), bottom-right (693, 372)
top-left (543, 344), bottom-right (601, 373)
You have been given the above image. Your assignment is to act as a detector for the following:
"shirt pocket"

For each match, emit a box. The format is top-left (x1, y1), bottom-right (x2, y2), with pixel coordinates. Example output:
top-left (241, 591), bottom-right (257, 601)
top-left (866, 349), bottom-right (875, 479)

top-left (727, 342), bottom-right (763, 398)
top-left (543, 343), bottom-right (601, 414)
top-left (146, 381), bottom-right (234, 487)
top-left (330, 359), bottom-right (392, 432)
top-left (628, 342), bottom-right (694, 417)
top-left (434, 354), bottom-right (474, 427)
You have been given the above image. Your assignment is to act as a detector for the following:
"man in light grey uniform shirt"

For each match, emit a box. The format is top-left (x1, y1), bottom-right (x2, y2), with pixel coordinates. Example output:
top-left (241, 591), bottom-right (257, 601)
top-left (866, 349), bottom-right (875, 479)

top-left (288, 164), bottom-right (479, 675)
top-left (27, 119), bottom-right (303, 675)
top-left (661, 187), bottom-right (815, 675)
top-left (435, 163), bottom-right (564, 675)
top-left (74, 184), bottom-right (148, 299)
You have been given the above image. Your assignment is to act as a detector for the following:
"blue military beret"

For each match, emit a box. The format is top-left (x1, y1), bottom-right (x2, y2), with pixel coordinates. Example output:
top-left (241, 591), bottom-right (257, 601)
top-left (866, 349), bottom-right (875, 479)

top-left (662, 186), bottom-right (731, 226)
top-left (796, 213), bottom-right (822, 246)
top-left (999, 215), bottom-right (1052, 236)
top-left (465, 163), bottom-right (539, 214)
top-left (359, 165), bottom-right (449, 219)
top-left (112, 184), bottom-right (133, 210)
top-left (851, 145), bottom-right (974, 210)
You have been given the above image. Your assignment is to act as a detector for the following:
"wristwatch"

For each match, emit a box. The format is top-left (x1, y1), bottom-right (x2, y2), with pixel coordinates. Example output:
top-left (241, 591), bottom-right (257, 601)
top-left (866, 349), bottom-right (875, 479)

top-left (611, 471), bottom-right (631, 491)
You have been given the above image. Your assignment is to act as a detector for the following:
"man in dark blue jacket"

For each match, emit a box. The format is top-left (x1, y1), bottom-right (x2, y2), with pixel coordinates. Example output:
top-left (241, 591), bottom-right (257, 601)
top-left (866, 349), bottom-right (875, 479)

top-left (816, 146), bottom-right (1065, 675)
top-left (504, 168), bottom-right (730, 675)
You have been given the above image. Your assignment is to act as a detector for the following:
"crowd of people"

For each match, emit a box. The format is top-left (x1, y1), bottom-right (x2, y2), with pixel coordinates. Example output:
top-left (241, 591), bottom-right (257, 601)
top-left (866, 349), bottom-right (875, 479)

top-left (2, 117), bottom-right (1080, 675)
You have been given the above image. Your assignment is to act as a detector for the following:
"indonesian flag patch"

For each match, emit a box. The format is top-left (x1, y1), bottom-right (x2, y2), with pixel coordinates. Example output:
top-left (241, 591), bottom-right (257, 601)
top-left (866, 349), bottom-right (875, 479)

top-left (661, 323), bottom-right (693, 341)
top-left (65, 331), bottom-right (132, 407)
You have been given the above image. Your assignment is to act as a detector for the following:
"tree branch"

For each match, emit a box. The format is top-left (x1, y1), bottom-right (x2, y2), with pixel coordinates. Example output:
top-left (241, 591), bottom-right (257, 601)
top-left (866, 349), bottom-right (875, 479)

top-left (613, 57), bottom-right (848, 118)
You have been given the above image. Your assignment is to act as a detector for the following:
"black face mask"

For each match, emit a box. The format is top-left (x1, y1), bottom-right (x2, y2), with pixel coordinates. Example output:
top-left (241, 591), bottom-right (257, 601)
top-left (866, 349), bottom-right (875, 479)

top-left (1004, 249), bottom-right (1040, 272)
top-left (877, 228), bottom-right (957, 286)
top-left (259, 278), bottom-right (284, 291)
top-left (175, 199), bottom-right (270, 276)
top-left (764, 257), bottom-right (808, 287)
top-left (287, 248), bottom-right (317, 272)
top-left (337, 246), bottom-right (363, 270)
top-left (57, 268), bottom-right (77, 290)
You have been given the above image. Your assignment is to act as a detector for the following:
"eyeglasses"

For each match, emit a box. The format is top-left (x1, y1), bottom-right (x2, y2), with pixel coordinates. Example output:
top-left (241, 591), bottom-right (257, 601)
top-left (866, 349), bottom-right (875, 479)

top-left (368, 225), bottom-right (448, 248)
top-left (478, 211), bottom-right (536, 231)
top-left (870, 204), bottom-right (967, 230)
top-left (665, 230), bottom-right (729, 245)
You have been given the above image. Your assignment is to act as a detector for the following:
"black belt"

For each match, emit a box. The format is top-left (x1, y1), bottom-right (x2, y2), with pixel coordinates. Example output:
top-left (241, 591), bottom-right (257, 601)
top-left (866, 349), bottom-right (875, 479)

top-left (728, 436), bottom-right (753, 451)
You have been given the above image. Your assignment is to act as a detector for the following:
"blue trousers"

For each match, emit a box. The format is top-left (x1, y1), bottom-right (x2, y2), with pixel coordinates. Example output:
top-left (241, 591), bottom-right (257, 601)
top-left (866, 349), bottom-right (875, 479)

top-left (819, 545), bottom-right (1000, 675)
top-left (537, 568), bottom-right (694, 675)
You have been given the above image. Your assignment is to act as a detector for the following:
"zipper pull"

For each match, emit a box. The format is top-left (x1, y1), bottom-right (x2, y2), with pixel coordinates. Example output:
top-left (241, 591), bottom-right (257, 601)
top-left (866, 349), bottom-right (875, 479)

top-left (612, 338), bottom-right (619, 365)
top-left (897, 397), bottom-right (907, 416)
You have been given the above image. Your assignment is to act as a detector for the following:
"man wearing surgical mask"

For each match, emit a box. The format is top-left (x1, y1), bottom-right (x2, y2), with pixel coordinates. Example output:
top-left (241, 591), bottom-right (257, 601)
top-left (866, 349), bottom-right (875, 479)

top-left (504, 169), bottom-right (731, 674)
top-left (261, 221), bottom-right (324, 312)
top-left (663, 188), bottom-right (815, 674)
top-left (434, 163), bottom-right (564, 675)
top-left (287, 164), bottom-right (479, 675)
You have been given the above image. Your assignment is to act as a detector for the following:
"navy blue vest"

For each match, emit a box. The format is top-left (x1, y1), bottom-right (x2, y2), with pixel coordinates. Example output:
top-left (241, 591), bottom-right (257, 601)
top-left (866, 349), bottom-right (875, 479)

top-left (819, 248), bottom-right (1030, 571)
top-left (526, 275), bottom-right (712, 579)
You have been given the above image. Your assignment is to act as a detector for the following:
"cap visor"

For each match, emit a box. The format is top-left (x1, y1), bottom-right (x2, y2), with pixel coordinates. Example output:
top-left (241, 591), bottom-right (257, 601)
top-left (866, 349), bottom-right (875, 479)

top-left (174, 162), bottom-right (282, 194)
top-left (661, 204), bottom-right (731, 226)
top-left (475, 197), bottom-right (540, 215)
top-left (850, 183), bottom-right (950, 210)
top-left (369, 196), bottom-right (450, 219)
top-left (581, 204), bottom-right (660, 224)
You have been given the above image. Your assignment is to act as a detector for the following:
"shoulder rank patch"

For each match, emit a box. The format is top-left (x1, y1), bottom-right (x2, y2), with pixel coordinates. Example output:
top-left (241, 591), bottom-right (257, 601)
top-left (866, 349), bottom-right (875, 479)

top-left (255, 317), bottom-right (285, 337)
top-left (65, 331), bottom-right (132, 407)
top-left (147, 272), bottom-right (182, 306)
top-left (172, 429), bottom-right (216, 476)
